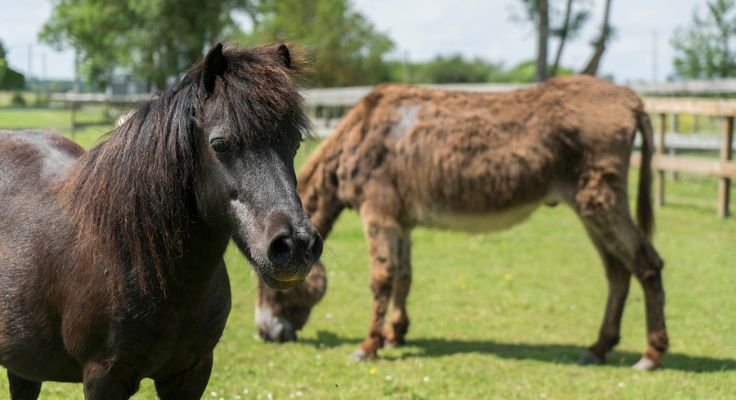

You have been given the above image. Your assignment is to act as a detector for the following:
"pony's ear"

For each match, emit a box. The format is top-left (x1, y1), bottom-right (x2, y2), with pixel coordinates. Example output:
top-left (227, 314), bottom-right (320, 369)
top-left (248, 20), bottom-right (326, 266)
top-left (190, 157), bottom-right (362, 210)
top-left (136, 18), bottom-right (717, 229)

top-left (202, 43), bottom-right (227, 95)
top-left (276, 44), bottom-right (291, 68)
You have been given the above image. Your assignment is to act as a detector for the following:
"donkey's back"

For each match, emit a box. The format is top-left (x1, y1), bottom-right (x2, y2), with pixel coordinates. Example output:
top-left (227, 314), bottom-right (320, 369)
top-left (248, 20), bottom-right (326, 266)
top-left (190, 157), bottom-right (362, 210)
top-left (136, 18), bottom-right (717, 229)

top-left (324, 76), bottom-right (645, 231)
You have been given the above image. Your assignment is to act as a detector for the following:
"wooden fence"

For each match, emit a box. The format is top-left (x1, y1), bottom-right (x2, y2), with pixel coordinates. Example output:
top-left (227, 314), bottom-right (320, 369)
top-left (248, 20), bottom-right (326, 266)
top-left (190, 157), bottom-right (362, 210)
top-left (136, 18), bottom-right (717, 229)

top-left (639, 98), bottom-right (736, 218)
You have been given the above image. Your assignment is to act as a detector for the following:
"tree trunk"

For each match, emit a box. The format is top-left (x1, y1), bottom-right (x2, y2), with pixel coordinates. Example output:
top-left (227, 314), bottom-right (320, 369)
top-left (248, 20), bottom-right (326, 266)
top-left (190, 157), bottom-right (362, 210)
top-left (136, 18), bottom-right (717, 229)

top-left (536, 0), bottom-right (549, 82)
top-left (551, 0), bottom-right (574, 76)
top-left (581, 0), bottom-right (613, 76)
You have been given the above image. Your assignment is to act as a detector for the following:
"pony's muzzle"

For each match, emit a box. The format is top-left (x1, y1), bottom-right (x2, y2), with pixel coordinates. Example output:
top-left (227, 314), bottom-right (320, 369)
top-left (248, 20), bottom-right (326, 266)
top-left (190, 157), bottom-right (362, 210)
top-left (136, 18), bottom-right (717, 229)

top-left (262, 211), bottom-right (323, 288)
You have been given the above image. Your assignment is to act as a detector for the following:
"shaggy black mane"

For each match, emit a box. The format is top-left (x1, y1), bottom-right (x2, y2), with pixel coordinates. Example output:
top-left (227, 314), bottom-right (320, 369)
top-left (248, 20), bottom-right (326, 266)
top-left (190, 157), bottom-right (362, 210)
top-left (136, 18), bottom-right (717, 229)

top-left (60, 45), bottom-right (309, 297)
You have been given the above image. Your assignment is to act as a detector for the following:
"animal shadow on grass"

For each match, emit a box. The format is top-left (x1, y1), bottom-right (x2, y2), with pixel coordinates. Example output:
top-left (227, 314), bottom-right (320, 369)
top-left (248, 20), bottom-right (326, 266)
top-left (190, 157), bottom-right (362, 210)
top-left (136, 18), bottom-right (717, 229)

top-left (304, 331), bottom-right (735, 373)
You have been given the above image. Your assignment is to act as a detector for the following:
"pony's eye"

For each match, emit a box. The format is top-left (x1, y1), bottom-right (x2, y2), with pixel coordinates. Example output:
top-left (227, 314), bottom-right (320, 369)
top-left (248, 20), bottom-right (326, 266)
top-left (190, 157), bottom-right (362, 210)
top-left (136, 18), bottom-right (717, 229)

top-left (210, 138), bottom-right (230, 153)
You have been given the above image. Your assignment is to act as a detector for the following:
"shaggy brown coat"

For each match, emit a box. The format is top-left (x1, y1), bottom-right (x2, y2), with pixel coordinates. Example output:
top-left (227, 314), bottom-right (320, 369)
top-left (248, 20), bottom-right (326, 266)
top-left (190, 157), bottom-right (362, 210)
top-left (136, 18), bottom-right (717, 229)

top-left (259, 75), bottom-right (667, 370)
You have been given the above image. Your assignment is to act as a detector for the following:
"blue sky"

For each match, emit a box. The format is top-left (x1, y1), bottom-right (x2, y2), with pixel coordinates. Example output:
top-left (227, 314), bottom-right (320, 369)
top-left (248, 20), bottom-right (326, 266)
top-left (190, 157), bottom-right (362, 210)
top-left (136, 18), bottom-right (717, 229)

top-left (0, 0), bottom-right (702, 83)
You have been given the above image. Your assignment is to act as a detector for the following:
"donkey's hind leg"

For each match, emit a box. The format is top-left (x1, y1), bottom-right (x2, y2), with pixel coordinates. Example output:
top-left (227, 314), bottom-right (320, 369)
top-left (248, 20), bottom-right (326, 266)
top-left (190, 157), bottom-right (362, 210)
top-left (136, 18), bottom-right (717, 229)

top-left (578, 234), bottom-right (631, 365)
top-left (385, 232), bottom-right (412, 347)
top-left (574, 173), bottom-right (667, 370)
top-left (351, 203), bottom-right (403, 361)
top-left (7, 371), bottom-right (41, 400)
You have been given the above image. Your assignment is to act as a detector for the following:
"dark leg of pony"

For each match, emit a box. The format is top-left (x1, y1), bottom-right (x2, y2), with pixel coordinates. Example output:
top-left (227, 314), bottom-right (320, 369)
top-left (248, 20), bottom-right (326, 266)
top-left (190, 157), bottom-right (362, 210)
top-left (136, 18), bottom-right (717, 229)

top-left (83, 361), bottom-right (139, 400)
top-left (155, 352), bottom-right (213, 400)
top-left (351, 203), bottom-right (402, 360)
top-left (7, 371), bottom-right (41, 400)
top-left (385, 232), bottom-right (412, 347)
top-left (573, 170), bottom-right (667, 370)
top-left (579, 233), bottom-right (632, 365)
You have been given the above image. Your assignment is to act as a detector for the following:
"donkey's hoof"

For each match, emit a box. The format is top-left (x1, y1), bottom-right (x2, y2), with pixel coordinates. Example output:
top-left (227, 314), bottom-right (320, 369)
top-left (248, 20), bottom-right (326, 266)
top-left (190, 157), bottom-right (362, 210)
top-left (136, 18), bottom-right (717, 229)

top-left (578, 350), bottom-right (604, 366)
top-left (350, 348), bottom-right (373, 362)
top-left (632, 356), bottom-right (660, 371)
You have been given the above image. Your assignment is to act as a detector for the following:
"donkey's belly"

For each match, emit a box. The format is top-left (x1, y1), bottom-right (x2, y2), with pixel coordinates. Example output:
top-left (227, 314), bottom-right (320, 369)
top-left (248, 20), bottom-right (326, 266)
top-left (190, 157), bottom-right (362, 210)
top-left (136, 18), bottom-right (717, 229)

top-left (417, 202), bottom-right (541, 233)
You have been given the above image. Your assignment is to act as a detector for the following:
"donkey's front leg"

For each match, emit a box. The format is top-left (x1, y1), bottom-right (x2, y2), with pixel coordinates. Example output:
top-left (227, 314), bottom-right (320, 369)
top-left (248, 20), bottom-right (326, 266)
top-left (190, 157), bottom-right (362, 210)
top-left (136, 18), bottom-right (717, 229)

top-left (351, 208), bottom-right (402, 361)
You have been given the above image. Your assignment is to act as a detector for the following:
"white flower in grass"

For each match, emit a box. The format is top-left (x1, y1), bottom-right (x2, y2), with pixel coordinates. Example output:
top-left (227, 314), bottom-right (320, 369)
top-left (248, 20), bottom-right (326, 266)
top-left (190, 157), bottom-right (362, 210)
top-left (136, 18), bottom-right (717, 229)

top-left (618, 382), bottom-right (625, 388)
top-left (385, 375), bottom-right (392, 381)
top-left (423, 376), bottom-right (430, 383)
top-left (210, 391), bottom-right (218, 397)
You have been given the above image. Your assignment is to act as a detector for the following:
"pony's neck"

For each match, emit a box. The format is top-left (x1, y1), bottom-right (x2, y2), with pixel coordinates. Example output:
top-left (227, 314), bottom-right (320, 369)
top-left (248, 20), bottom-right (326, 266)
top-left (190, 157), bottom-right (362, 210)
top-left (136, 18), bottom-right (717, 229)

top-left (59, 88), bottom-right (207, 297)
top-left (298, 141), bottom-right (345, 239)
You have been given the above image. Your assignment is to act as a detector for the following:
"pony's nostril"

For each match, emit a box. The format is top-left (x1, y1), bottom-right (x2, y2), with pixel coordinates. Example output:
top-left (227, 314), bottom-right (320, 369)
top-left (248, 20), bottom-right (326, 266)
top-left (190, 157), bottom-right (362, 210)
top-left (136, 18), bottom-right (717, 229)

top-left (309, 234), bottom-right (324, 260)
top-left (268, 235), bottom-right (294, 266)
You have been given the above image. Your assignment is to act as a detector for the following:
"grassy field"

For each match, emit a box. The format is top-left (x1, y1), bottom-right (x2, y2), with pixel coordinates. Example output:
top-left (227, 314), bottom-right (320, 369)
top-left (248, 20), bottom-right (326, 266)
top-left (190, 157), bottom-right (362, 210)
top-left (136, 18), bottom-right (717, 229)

top-left (0, 112), bottom-right (734, 399)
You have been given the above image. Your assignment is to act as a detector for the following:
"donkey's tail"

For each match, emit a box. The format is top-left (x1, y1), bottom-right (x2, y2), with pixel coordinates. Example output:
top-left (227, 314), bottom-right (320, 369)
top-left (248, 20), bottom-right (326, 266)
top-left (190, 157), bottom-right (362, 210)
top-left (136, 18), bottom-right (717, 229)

top-left (636, 109), bottom-right (655, 237)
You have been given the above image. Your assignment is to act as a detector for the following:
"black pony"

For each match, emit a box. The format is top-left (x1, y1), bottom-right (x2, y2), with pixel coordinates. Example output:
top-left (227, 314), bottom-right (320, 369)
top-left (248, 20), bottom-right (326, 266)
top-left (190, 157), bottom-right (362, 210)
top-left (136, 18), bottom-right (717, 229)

top-left (0, 43), bottom-right (321, 399)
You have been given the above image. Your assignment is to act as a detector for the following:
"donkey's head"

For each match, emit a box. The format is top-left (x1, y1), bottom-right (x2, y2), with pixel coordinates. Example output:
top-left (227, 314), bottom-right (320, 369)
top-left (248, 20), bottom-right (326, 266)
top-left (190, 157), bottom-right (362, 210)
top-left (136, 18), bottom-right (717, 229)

top-left (194, 44), bottom-right (322, 289)
top-left (256, 260), bottom-right (327, 341)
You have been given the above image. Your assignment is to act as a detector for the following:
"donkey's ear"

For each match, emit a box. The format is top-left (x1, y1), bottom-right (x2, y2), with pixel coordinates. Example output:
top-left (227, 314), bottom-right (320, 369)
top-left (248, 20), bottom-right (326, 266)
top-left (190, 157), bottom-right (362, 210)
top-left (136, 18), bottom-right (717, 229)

top-left (276, 44), bottom-right (291, 68)
top-left (202, 43), bottom-right (227, 95)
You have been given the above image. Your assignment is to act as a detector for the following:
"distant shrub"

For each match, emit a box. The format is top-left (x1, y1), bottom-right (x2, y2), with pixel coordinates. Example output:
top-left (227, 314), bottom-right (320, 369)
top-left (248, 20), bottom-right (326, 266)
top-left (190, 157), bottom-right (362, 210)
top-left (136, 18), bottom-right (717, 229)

top-left (33, 92), bottom-right (50, 107)
top-left (10, 91), bottom-right (26, 107)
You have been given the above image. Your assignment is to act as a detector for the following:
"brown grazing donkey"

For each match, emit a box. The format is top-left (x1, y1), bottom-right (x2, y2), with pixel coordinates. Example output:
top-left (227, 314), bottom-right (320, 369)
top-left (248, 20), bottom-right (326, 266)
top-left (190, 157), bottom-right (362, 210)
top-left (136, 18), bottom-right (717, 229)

top-left (0, 44), bottom-right (322, 399)
top-left (256, 76), bottom-right (668, 371)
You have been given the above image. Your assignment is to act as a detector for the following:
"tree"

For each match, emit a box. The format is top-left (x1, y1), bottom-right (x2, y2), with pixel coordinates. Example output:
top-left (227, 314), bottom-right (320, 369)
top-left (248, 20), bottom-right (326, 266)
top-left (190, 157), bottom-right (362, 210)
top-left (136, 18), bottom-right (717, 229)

top-left (40, 0), bottom-right (255, 91)
top-left (0, 41), bottom-right (7, 85)
top-left (580, 0), bottom-right (613, 75)
top-left (536, 0), bottom-right (549, 82)
top-left (671, 0), bottom-right (736, 79)
top-left (0, 40), bottom-right (26, 90)
top-left (237, 0), bottom-right (394, 87)
top-left (513, 0), bottom-right (591, 79)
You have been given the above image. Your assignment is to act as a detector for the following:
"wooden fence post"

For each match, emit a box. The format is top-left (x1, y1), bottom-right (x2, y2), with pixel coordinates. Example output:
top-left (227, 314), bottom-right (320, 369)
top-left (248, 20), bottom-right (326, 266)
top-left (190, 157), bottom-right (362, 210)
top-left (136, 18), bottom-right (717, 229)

top-left (656, 113), bottom-right (667, 207)
top-left (672, 113), bottom-right (679, 133)
top-left (692, 113), bottom-right (698, 133)
top-left (718, 116), bottom-right (734, 218)
top-left (70, 102), bottom-right (77, 139)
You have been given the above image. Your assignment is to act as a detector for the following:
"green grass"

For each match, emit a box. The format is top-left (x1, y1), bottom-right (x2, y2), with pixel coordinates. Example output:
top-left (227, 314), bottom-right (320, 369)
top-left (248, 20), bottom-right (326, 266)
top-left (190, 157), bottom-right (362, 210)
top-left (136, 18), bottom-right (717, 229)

top-left (0, 111), bottom-right (734, 399)
top-left (0, 103), bottom-right (115, 149)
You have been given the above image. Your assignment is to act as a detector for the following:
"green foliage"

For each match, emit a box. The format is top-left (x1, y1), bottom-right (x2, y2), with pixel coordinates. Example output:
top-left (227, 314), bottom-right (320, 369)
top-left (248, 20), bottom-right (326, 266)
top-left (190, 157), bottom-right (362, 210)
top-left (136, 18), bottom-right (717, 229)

top-left (236, 0), bottom-right (395, 87)
top-left (387, 56), bottom-right (575, 85)
top-left (40, 0), bottom-right (255, 91)
top-left (402, 54), bottom-right (504, 84)
top-left (492, 60), bottom-right (573, 83)
top-left (0, 42), bottom-right (6, 85)
top-left (0, 69), bottom-right (26, 91)
top-left (672, 0), bottom-right (736, 78)
top-left (0, 40), bottom-right (26, 90)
